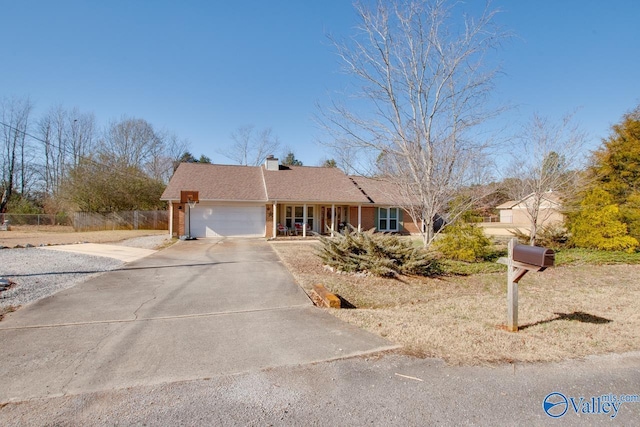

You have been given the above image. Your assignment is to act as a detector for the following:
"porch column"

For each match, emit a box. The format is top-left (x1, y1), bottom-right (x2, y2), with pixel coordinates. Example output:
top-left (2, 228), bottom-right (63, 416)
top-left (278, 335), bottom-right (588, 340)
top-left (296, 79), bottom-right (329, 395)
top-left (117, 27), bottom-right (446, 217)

top-left (272, 201), bottom-right (277, 238)
top-left (357, 204), bottom-right (362, 232)
top-left (168, 202), bottom-right (174, 236)
top-left (303, 203), bottom-right (307, 237)
top-left (331, 203), bottom-right (335, 237)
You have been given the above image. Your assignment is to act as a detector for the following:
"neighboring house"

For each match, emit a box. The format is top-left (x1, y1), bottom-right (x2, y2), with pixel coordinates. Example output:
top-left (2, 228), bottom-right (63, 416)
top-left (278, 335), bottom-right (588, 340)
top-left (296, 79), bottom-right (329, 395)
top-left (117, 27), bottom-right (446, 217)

top-left (496, 191), bottom-right (564, 225)
top-left (160, 156), bottom-right (421, 238)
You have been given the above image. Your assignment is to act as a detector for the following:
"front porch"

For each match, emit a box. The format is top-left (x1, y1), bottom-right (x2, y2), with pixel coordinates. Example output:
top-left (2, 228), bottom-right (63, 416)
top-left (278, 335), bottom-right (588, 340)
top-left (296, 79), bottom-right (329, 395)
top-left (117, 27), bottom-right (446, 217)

top-left (268, 202), bottom-right (374, 238)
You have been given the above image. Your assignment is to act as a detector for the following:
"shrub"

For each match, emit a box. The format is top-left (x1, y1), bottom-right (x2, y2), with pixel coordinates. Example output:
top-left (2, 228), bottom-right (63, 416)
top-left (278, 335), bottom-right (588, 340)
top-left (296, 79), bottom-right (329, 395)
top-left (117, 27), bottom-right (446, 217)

top-left (508, 228), bottom-right (530, 245)
top-left (536, 224), bottom-right (570, 248)
top-left (509, 224), bottom-right (569, 248)
top-left (432, 222), bottom-right (492, 262)
top-left (569, 188), bottom-right (639, 252)
top-left (7, 194), bottom-right (42, 214)
top-left (316, 228), bottom-right (439, 277)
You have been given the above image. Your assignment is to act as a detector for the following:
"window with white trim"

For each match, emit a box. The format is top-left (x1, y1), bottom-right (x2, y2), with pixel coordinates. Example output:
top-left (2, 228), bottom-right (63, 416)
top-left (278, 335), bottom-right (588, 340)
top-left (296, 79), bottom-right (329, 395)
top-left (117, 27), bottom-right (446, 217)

top-left (285, 205), bottom-right (314, 230)
top-left (378, 207), bottom-right (399, 231)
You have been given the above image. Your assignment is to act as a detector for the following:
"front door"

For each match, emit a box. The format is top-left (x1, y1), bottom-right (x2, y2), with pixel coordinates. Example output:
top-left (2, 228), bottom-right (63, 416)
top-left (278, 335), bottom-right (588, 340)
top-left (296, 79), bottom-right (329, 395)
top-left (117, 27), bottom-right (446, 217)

top-left (320, 206), bottom-right (347, 234)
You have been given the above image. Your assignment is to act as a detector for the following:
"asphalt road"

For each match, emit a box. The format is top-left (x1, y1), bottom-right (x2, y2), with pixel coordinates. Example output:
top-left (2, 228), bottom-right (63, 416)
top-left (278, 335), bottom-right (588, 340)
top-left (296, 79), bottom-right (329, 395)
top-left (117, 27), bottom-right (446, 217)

top-left (0, 351), bottom-right (638, 426)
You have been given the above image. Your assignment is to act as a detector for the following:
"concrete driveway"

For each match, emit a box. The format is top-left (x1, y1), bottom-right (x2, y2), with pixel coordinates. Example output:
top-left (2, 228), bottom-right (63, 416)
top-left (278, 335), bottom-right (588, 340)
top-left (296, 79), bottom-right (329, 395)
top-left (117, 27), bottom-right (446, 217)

top-left (0, 238), bottom-right (396, 403)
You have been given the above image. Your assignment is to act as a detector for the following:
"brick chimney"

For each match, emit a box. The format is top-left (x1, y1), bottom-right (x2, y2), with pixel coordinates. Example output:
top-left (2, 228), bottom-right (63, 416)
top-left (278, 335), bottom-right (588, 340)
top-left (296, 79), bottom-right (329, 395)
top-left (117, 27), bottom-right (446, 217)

top-left (265, 155), bottom-right (279, 171)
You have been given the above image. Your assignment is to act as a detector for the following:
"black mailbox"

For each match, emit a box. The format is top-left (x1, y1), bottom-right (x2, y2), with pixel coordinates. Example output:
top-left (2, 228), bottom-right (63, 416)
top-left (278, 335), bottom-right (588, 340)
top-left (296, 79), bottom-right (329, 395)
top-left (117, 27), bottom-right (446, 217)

top-left (512, 244), bottom-right (555, 268)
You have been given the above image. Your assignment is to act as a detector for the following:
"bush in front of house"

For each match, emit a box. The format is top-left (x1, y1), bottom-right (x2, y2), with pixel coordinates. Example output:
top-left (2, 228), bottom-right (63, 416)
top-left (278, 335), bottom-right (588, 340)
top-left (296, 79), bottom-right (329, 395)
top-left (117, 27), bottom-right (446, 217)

top-left (509, 224), bottom-right (570, 249)
top-left (432, 222), bottom-right (492, 262)
top-left (317, 228), bottom-right (439, 277)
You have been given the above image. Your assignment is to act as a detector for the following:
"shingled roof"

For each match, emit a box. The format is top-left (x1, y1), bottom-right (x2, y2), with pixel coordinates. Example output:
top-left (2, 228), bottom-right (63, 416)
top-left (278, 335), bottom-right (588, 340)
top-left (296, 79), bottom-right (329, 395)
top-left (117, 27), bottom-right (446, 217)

top-left (160, 163), bottom-right (267, 201)
top-left (262, 165), bottom-right (371, 203)
top-left (496, 191), bottom-right (563, 210)
top-left (349, 175), bottom-right (401, 205)
top-left (162, 162), bottom-right (404, 205)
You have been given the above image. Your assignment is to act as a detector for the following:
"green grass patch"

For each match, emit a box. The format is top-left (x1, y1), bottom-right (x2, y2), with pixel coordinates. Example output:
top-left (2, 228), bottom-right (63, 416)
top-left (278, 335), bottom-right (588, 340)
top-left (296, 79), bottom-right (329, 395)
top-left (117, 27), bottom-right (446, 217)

top-left (438, 259), bottom-right (505, 275)
top-left (554, 248), bottom-right (640, 266)
top-left (377, 238), bottom-right (640, 272)
top-left (437, 247), bottom-right (640, 274)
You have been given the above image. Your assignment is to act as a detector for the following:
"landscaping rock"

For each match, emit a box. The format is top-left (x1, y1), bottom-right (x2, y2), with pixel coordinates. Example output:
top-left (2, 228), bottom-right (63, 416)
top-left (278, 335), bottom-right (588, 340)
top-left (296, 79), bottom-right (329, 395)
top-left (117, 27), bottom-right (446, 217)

top-left (310, 284), bottom-right (341, 309)
top-left (0, 279), bottom-right (12, 291)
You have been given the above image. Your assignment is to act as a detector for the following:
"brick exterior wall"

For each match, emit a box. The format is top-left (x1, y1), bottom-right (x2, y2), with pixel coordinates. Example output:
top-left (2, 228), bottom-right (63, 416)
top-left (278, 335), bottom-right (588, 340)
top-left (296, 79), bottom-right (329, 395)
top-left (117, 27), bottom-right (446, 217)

top-left (401, 210), bottom-right (421, 234)
top-left (348, 206), bottom-right (376, 231)
top-left (346, 206), bottom-right (421, 234)
top-left (172, 202), bottom-right (186, 236)
top-left (265, 203), bottom-right (274, 238)
top-left (361, 207), bottom-right (376, 230)
top-left (173, 202), bottom-right (422, 238)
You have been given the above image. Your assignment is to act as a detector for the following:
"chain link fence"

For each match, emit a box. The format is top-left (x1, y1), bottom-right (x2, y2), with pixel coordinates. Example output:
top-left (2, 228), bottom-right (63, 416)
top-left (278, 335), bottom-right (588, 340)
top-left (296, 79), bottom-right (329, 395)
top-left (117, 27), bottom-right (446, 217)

top-left (1, 213), bottom-right (72, 227)
top-left (1, 211), bottom-right (168, 231)
top-left (73, 211), bottom-right (168, 231)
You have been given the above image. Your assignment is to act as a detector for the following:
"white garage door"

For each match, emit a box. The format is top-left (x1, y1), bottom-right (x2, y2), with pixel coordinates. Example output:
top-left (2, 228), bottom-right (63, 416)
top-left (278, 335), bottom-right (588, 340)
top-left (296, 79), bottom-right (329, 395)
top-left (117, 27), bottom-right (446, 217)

top-left (189, 204), bottom-right (266, 237)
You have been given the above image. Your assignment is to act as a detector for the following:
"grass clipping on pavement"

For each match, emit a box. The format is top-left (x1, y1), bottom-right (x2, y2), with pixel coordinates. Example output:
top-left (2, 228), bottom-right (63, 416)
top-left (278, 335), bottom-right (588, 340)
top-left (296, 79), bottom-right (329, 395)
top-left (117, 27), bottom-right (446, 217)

top-left (271, 241), bottom-right (640, 365)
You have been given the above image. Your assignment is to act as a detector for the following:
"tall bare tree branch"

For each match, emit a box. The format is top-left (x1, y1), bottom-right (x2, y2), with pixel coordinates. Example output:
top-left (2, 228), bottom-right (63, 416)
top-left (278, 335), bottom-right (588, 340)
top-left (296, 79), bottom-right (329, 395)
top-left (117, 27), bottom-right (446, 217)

top-left (1, 96), bottom-right (33, 214)
top-left (219, 125), bottom-right (281, 166)
top-left (321, 0), bottom-right (507, 246)
top-left (504, 112), bottom-right (588, 244)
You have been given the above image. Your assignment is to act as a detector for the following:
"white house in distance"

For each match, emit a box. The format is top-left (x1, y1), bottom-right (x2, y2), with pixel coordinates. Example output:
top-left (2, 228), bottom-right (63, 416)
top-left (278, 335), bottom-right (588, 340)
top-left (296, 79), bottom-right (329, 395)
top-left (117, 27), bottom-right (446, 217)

top-left (496, 191), bottom-right (564, 225)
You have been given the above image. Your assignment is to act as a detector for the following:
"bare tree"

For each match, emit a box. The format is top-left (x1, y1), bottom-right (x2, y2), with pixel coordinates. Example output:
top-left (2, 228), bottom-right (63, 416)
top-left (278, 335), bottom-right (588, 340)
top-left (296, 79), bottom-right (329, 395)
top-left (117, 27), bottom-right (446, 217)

top-left (37, 106), bottom-right (63, 197)
top-left (100, 117), bottom-right (163, 169)
top-left (37, 106), bottom-right (96, 199)
top-left (67, 108), bottom-right (96, 168)
top-left (504, 113), bottom-right (588, 245)
top-left (219, 125), bottom-right (280, 166)
top-left (147, 131), bottom-right (190, 183)
top-left (321, 0), bottom-right (507, 246)
top-left (1, 96), bottom-right (33, 214)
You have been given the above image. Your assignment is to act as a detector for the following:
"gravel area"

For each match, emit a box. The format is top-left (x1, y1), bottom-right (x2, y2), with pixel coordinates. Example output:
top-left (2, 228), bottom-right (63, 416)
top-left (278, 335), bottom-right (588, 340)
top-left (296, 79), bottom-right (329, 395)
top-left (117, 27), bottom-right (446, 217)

top-left (114, 234), bottom-right (173, 249)
top-left (0, 234), bottom-right (173, 310)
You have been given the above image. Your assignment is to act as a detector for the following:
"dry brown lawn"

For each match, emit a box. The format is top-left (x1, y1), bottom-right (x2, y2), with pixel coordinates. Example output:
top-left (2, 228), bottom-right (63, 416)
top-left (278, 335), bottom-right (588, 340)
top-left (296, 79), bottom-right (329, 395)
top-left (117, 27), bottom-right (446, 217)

top-left (271, 240), bottom-right (640, 365)
top-left (0, 225), bottom-right (167, 247)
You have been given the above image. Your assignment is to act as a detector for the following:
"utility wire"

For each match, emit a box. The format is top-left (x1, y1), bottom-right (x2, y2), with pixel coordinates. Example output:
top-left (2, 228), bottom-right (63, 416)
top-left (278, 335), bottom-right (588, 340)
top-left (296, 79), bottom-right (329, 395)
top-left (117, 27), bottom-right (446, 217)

top-left (0, 120), bottom-right (172, 182)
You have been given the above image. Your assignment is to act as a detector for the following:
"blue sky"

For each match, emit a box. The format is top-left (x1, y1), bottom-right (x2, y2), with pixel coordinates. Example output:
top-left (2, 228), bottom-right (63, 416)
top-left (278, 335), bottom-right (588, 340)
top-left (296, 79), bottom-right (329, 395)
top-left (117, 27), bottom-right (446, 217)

top-left (1, 0), bottom-right (638, 167)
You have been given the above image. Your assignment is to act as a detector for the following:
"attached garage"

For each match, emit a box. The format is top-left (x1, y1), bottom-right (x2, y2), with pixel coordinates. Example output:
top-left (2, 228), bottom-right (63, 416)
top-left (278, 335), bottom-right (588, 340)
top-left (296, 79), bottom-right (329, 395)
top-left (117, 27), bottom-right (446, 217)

top-left (189, 204), bottom-right (266, 237)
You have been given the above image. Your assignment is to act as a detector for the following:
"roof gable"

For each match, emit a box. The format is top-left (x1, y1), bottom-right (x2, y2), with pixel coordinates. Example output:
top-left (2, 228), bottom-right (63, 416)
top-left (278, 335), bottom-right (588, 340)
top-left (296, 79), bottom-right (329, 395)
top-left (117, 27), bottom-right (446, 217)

top-left (496, 192), bottom-right (563, 210)
top-left (161, 163), bottom-right (267, 201)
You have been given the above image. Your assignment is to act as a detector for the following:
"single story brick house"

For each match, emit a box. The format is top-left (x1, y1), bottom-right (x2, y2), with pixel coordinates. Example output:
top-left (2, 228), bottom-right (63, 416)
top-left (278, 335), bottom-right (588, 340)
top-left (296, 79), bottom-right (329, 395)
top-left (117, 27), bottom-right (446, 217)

top-left (496, 191), bottom-right (564, 225)
top-left (160, 156), bottom-right (421, 238)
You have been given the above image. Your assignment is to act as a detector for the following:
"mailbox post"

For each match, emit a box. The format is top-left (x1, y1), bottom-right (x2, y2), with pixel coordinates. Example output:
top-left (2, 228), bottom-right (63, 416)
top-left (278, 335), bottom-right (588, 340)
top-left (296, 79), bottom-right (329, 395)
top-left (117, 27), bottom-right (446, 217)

top-left (500, 238), bottom-right (555, 332)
